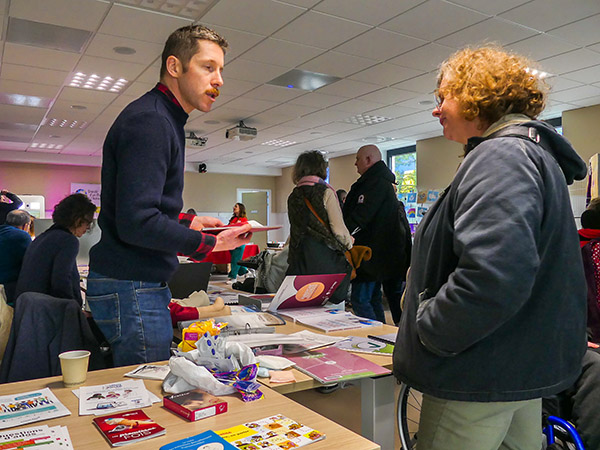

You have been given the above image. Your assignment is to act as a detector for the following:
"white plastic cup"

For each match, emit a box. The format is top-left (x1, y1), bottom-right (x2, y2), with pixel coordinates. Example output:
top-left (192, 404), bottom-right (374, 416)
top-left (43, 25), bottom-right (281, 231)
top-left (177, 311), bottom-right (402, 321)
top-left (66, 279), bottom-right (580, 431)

top-left (58, 350), bottom-right (90, 387)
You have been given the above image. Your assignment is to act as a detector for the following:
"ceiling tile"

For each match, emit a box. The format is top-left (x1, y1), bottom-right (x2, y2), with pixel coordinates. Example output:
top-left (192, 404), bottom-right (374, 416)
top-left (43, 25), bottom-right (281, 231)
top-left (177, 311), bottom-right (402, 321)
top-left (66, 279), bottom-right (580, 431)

top-left (547, 76), bottom-right (584, 93)
top-left (568, 94), bottom-right (600, 108)
top-left (313, 0), bottom-right (424, 26)
top-left (314, 79), bottom-right (379, 98)
top-left (0, 79), bottom-right (59, 98)
top-left (380, 0), bottom-right (487, 42)
top-left (6, 17), bottom-right (92, 53)
top-left (121, 81), bottom-right (154, 98)
top-left (541, 49), bottom-right (600, 75)
top-left (74, 55), bottom-right (147, 81)
top-left (205, 25), bottom-right (265, 61)
top-left (98, 3), bottom-right (191, 44)
top-left (240, 38), bottom-right (324, 68)
top-left (499, 0), bottom-right (600, 32)
top-left (9, 0), bottom-right (109, 31)
top-left (225, 59), bottom-right (288, 84)
top-left (84, 33), bottom-right (164, 65)
top-left (336, 28), bottom-right (427, 61)
top-left (367, 104), bottom-right (422, 119)
top-left (547, 14), bottom-right (600, 47)
top-left (349, 63), bottom-right (424, 87)
top-left (1, 64), bottom-right (68, 87)
top-left (439, 18), bottom-right (538, 49)
top-left (223, 97), bottom-right (279, 115)
top-left (507, 34), bottom-right (579, 61)
top-left (219, 78), bottom-right (259, 97)
top-left (358, 87), bottom-right (419, 104)
top-left (48, 99), bottom-right (106, 117)
top-left (392, 72), bottom-right (438, 94)
top-left (272, 11), bottom-right (370, 49)
top-left (277, 0), bottom-right (320, 7)
top-left (289, 92), bottom-right (347, 108)
top-left (0, 104), bottom-right (46, 124)
top-left (257, 102), bottom-right (318, 120)
top-left (561, 65), bottom-right (600, 85)
top-left (203, 0), bottom-right (304, 35)
top-left (328, 98), bottom-right (387, 114)
top-left (388, 43), bottom-right (455, 72)
top-left (447, 0), bottom-right (530, 15)
top-left (3, 42), bottom-right (79, 71)
top-left (244, 84), bottom-right (306, 103)
top-left (550, 85), bottom-right (600, 103)
top-left (299, 51), bottom-right (375, 78)
top-left (58, 86), bottom-right (118, 106)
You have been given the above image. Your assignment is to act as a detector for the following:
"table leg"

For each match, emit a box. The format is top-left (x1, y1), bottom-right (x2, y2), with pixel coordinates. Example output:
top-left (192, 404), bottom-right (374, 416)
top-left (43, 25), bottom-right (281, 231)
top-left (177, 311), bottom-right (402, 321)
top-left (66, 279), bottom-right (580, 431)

top-left (360, 374), bottom-right (395, 450)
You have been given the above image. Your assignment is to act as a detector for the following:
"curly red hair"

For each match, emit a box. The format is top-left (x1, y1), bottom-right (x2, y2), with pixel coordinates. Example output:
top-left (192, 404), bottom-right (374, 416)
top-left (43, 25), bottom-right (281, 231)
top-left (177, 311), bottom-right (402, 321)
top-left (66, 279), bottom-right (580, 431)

top-left (436, 46), bottom-right (549, 126)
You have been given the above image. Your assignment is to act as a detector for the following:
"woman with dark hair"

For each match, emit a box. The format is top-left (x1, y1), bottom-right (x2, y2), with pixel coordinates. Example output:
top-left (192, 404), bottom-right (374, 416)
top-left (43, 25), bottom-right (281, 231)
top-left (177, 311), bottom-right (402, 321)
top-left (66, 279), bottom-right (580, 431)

top-left (394, 45), bottom-right (587, 449)
top-left (227, 202), bottom-right (249, 283)
top-left (16, 193), bottom-right (97, 305)
top-left (287, 151), bottom-right (353, 304)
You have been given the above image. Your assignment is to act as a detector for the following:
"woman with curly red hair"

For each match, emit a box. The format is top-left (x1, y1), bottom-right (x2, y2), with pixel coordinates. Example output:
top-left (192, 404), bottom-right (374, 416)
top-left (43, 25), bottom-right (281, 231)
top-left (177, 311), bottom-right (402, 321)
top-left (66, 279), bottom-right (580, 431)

top-left (394, 45), bottom-right (588, 449)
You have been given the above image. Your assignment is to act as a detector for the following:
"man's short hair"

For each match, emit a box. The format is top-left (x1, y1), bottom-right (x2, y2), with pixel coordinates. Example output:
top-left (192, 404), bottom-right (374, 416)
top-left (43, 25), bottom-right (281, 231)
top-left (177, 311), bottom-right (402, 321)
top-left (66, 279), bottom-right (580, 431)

top-left (160, 24), bottom-right (228, 79)
top-left (6, 210), bottom-right (31, 228)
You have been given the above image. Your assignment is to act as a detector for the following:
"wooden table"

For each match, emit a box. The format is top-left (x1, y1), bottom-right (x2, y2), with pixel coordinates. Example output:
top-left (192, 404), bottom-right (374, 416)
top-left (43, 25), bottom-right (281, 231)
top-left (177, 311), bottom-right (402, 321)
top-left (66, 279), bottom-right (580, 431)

top-left (0, 364), bottom-right (379, 450)
top-left (258, 321), bottom-right (398, 450)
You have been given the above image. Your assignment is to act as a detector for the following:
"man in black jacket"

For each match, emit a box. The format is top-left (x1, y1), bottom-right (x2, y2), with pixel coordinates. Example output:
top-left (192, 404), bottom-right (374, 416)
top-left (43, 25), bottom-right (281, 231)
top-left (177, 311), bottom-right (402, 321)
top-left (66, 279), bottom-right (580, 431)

top-left (343, 145), bottom-right (411, 324)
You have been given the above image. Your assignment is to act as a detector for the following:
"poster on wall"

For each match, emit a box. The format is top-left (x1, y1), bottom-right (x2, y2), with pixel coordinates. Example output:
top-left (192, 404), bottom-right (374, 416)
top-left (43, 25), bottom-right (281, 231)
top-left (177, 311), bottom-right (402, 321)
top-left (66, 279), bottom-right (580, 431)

top-left (70, 183), bottom-right (101, 213)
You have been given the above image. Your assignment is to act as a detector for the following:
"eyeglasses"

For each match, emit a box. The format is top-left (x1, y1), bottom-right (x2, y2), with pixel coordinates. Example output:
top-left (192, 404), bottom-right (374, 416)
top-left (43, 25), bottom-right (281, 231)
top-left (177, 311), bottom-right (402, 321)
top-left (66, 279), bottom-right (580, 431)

top-left (434, 90), bottom-right (444, 109)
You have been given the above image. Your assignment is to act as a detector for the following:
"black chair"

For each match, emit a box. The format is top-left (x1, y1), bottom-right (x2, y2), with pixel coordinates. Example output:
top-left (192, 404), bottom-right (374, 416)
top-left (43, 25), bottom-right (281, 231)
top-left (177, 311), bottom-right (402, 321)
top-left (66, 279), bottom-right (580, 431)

top-left (168, 262), bottom-right (212, 299)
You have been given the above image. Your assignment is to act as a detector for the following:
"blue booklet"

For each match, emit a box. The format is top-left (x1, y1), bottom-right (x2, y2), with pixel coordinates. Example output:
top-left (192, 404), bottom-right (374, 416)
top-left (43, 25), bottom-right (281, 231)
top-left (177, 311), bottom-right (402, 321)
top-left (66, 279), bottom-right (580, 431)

top-left (160, 430), bottom-right (237, 450)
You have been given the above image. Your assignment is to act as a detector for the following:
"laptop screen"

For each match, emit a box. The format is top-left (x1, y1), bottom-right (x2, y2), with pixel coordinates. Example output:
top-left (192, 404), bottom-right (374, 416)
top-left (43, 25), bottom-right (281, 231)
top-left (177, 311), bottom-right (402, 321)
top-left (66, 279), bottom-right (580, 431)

top-left (168, 262), bottom-right (213, 299)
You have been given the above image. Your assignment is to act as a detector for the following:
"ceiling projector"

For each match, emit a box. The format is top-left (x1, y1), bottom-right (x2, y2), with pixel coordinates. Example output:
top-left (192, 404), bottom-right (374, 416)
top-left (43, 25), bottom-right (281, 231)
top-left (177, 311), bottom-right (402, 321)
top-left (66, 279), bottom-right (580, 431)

top-left (185, 132), bottom-right (207, 147)
top-left (226, 121), bottom-right (257, 141)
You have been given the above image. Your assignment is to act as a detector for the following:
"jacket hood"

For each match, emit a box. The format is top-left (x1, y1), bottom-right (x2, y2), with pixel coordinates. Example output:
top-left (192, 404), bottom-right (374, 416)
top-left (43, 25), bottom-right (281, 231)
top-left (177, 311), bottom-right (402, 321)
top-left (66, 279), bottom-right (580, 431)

top-left (359, 160), bottom-right (396, 184)
top-left (526, 120), bottom-right (587, 185)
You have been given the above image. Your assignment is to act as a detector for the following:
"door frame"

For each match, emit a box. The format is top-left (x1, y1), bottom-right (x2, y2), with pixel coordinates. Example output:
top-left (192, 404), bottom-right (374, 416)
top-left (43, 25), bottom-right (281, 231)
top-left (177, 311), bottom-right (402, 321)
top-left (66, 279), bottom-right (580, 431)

top-left (236, 189), bottom-right (271, 225)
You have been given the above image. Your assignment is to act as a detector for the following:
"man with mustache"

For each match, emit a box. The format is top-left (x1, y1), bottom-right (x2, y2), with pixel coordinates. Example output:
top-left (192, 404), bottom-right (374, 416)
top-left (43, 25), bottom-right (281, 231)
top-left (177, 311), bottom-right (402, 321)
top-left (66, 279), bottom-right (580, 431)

top-left (87, 25), bottom-right (251, 367)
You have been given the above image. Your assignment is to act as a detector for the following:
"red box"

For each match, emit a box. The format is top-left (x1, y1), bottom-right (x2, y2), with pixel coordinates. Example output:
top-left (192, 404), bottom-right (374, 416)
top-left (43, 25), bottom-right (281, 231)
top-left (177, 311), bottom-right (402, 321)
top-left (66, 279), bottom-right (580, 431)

top-left (163, 389), bottom-right (227, 422)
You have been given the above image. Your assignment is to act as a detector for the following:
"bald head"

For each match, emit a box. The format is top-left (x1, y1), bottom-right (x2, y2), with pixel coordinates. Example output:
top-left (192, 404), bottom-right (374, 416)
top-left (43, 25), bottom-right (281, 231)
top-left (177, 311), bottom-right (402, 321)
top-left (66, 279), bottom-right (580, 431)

top-left (355, 145), bottom-right (382, 175)
top-left (6, 210), bottom-right (31, 230)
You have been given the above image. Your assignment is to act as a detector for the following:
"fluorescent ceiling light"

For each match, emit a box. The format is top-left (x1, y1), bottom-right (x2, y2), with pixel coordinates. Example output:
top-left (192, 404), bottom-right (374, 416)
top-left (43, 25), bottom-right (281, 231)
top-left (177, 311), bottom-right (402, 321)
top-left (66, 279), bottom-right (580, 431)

top-left (267, 69), bottom-right (341, 91)
top-left (68, 73), bottom-right (128, 92)
top-left (342, 114), bottom-right (392, 126)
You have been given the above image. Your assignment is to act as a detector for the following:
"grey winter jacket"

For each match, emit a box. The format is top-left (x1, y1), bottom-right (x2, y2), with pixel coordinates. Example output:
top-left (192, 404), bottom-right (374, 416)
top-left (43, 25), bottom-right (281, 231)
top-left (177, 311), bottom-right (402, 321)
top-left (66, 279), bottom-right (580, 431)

top-left (393, 120), bottom-right (588, 402)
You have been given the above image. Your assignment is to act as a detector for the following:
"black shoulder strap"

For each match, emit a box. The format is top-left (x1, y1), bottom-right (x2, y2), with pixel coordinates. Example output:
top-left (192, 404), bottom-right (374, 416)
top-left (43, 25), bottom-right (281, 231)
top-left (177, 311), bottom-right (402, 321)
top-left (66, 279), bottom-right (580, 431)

top-left (465, 125), bottom-right (552, 155)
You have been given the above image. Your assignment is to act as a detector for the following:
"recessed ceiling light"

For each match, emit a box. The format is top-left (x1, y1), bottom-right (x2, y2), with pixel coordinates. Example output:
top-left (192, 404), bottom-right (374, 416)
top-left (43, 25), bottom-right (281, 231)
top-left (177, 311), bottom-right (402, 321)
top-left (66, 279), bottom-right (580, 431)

top-left (7, 17), bottom-right (91, 54)
top-left (362, 136), bottom-right (396, 143)
top-left (113, 46), bottom-right (136, 55)
top-left (418, 100), bottom-right (434, 106)
top-left (70, 105), bottom-right (87, 110)
top-left (267, 69), bottom-right (341, 91)
top-left (342, 113), bottom-right (392, 126)
top-left (309, 131), bottom-right (322, 135)
top-left (68, 72), bottom-right (128, 92)
top-left (0, 93), bottom-right (51, 108)
top-left (262, 139), bottom-right (297, 147)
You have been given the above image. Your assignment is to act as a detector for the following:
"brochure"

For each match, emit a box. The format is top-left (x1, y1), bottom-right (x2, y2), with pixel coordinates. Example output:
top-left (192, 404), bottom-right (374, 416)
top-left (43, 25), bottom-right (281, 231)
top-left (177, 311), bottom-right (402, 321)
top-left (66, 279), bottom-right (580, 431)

top-left (160, 430), bottom-right (237, 450)
top-left (267, 274), bottom-right (346, 311)
top-left (93, 409), bottom-right (165, 447)
top-left (216, 414), bottom-right (325, 449)
top-left (78, 379), bottom-right (154, 416)
top-left (124, 364), bottom-right (171, 381)
top-left (163, 389), bottom-right (227, 422)
top-left (279, 307), bottom-right (382, 332)
top-left (203, 220), bottom-right (281, 233)
top-left (227, 330), bottom-right (343, 355)
top-left (334, 336), bottom-right (394, 355)
top-left (0, 388), bottom-right (70, 430)
top-left (287, 346), bottom-right (391, 384)
top-left (0, 425), bottom-right (73, 449)
top-left (367, 332), bottom-right (397, 346)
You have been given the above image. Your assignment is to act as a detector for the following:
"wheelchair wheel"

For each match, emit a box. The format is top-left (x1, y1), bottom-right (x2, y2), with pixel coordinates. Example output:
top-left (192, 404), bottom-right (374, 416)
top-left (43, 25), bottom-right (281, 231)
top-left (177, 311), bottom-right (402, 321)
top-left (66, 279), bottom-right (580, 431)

top-left (397, 383), bottom-right (422, 449)
top-left (543, 416), bottom-right (585, 450)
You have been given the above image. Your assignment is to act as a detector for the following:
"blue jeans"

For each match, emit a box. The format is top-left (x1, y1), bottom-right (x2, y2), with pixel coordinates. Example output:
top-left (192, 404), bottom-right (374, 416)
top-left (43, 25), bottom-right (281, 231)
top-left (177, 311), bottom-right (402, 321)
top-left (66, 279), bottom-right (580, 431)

top-left (228, 245), bottom-right (248, 279)
top-left (351, 281), bottom-right (385, 323)
top-left (86, 271), bottom-right (173, 367)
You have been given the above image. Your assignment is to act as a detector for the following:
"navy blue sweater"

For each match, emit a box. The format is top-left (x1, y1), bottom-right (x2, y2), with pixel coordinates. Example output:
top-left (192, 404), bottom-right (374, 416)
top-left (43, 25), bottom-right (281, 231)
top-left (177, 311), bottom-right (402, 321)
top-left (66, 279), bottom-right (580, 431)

top-left (89, 87), bottom-right (215, 282)
top-left (16, 225), bottom-right (82, 305)
top-left (0, 224), bottom-right (31, 305)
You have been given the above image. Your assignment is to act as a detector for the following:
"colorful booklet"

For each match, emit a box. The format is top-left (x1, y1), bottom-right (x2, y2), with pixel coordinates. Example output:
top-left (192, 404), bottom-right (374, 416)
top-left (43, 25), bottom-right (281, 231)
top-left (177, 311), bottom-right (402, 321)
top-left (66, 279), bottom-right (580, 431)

top-left (216, 414), bottom-right (325, 449)
top-left (163, 389), bottom-right (227, 422)
top-left (0, 425), bottom-right (74, 449)
top-left (334, 336), bottom-right (394, 355)
top-left (287, 346), bottom-right (391, 384)
top-left (279, 306), bottom-right (382, 332)
top-left (0, 388), bottom-right (70, 430)
top-left (267, 274), bottom-right (346, 311)
top-left (160, 430), bottom-right (237, 450)
top-left (93, 409), bottom-right (165, 447)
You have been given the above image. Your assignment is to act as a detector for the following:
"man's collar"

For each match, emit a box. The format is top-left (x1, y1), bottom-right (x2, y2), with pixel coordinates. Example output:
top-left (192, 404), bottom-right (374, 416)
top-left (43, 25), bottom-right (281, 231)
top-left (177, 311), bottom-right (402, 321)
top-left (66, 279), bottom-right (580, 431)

top-left (155, 82), bottom-right (183, 110)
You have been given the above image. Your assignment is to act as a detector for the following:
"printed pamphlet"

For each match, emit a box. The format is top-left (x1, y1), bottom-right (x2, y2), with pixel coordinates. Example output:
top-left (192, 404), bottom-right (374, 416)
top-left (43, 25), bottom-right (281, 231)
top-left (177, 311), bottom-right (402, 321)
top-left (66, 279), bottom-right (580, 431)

top-left (287, 346), bottom-right (391, 384)
top-left (0, 388), bottom-right (70, 430)
top-left (78, 379), bottom-right (154, 416)
top-left (267, 274), bottom-right (346, 311)
top-left (334, 336), bottom-right (394, 355)
top-left (217, 414), bottom-right (325, 449)
top-left (93, 409), bottom-right (165, 447)
top-left (279, 307), bottom-right (382, 332)
top-left (0, 425), bottom-right (73, 449)
top-left (160, 430), bottom-right (237, 450)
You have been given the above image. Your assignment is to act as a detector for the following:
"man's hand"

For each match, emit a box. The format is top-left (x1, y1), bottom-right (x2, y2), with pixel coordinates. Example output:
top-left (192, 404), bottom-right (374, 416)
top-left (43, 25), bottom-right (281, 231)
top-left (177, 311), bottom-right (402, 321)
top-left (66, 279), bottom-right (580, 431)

top-left (212, 223), bottom-right (252, 252)
top-left (190, 216), bottom-right (224, 231)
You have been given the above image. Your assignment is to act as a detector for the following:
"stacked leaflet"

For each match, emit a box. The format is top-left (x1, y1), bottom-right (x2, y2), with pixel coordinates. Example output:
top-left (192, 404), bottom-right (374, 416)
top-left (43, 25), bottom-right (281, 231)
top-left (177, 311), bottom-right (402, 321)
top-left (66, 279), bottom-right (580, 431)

top-left (279, 307), bottom-right (382, 332)
top-left (0, 425), bottom-right (74, 449)
top-left (76, 379), bottom-right (160, 415)
top-left (0, 388), bottom-right (70, 429)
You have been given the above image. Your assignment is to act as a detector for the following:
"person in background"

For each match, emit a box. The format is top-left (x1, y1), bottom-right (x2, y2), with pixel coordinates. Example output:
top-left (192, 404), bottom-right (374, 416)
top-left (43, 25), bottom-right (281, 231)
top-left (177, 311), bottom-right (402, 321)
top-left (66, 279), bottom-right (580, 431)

top-left (186, 208), bottom-right (197, 215)
top-left (394, 45), bottom-right (587, 449)
top-left (15, 194), bottom-right (96, 306)
top-left (343, 144), bottom-right (411, 323)
top-left (0, 190), bottom-right (23, 225)
top-left (227, 202), bottom-right (249, 284)
top-left (87, 25), bottom-right (251, 367)
top-left (287, 151), bottom-right (353, 304)
top-left (0, 210), bottom-right (32, 306)
top-left (336, 189), bottom-right (347, 211)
